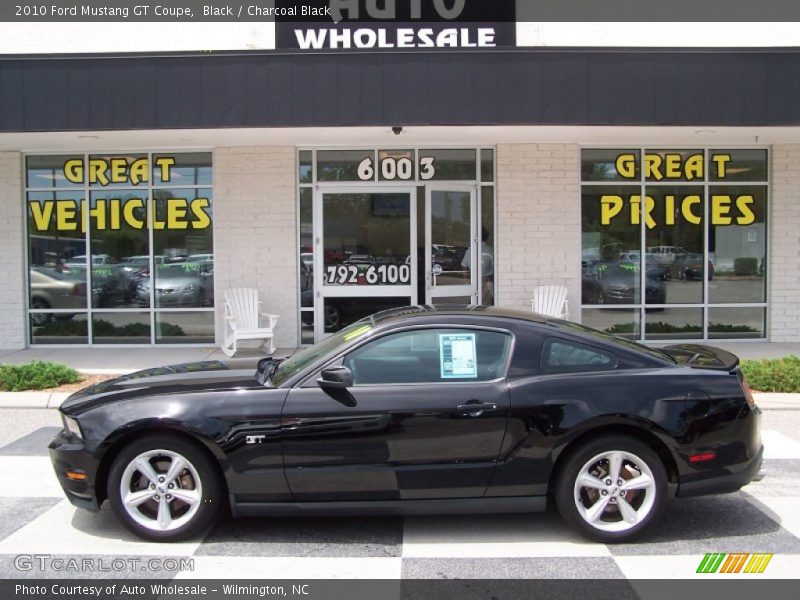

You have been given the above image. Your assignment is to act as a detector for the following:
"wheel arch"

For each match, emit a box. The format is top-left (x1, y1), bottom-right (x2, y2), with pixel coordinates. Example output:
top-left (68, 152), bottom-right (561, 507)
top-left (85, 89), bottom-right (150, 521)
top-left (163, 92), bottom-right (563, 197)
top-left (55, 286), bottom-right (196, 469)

top-left (94, 423), bottom-right (229, 506)
top-left (547, 422), bottom-right (679, 498)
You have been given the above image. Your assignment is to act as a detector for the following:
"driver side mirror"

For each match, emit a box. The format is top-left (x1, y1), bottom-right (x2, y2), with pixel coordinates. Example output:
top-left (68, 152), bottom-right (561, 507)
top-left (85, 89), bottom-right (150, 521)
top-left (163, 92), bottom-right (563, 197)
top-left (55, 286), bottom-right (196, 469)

top-left (317, 366), bottom-right (353, 390)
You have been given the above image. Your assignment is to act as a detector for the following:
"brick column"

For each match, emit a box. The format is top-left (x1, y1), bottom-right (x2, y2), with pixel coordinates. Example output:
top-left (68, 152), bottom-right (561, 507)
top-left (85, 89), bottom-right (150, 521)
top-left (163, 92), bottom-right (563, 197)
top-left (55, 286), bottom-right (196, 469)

top-left (213, 147), bottom-right (298, 348)
top-left (495, 144), bottom-right (581, 318)
top-left (0, 152), bottom-right (25, 349)
top-left (769, 145), bottom-right (800, 342)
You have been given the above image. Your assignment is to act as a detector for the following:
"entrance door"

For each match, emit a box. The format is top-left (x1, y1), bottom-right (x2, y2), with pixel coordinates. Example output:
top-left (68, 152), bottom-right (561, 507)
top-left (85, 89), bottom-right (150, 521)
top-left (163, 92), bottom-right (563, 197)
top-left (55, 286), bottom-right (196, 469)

top-left (314, 187), bottom-right (417, 339)
top-left (425, 185), bottom-right (479, 305)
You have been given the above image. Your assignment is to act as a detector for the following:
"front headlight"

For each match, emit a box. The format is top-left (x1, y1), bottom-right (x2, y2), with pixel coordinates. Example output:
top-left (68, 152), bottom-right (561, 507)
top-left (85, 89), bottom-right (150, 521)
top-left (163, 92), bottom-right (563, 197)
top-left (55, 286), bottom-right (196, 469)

top-left (62, 415), bottom-right (82, 439)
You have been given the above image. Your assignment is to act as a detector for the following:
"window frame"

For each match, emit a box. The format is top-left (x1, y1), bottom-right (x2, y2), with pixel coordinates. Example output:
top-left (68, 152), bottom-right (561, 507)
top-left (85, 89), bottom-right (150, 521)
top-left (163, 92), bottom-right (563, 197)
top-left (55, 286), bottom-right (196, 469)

top-left (579, 145), bottom-right (770, 343)
top-left (297, 324), bottom-right (515, 388)
top-left (23, 150), bottom-right (215, 347)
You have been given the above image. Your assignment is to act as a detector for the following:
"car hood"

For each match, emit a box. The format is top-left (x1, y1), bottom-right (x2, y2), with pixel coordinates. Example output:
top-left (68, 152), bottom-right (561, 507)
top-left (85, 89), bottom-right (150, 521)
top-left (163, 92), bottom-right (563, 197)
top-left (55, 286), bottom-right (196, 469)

top-left (60, 360), bottom-right (264, 414)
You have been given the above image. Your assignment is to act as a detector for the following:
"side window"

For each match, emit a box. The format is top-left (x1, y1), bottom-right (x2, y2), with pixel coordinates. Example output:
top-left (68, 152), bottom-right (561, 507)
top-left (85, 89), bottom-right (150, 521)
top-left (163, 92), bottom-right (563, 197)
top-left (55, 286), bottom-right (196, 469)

top-left (344, 328), bottom-right (512, 385)
top-left (541, 338), bottom-right (617, 372)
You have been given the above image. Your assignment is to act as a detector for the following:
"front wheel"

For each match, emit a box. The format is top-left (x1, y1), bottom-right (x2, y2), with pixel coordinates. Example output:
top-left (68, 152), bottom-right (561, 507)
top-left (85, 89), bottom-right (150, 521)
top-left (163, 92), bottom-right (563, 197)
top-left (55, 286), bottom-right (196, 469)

top-left (108, 435), bottom-right (223, 542)
top-left (554, 436), bottom-right (667, 543)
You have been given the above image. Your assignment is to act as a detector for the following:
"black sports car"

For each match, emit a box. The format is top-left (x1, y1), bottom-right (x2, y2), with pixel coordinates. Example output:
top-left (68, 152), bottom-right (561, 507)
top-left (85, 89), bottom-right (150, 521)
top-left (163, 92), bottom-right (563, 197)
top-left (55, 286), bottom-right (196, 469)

top-left (49, 306), bottom-right (762, 543)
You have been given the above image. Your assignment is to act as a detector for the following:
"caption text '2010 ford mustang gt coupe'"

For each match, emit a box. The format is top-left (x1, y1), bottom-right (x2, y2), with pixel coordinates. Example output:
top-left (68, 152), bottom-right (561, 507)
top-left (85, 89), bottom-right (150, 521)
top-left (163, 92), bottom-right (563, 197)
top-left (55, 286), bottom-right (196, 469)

top-left (49, 306), bottom-right (762, 543)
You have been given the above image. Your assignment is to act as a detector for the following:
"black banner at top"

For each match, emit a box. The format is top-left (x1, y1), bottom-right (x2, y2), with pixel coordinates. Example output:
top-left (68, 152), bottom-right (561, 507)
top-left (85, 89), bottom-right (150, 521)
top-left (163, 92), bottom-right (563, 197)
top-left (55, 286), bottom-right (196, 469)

top-left (4, 1), bottom-right (800, 23)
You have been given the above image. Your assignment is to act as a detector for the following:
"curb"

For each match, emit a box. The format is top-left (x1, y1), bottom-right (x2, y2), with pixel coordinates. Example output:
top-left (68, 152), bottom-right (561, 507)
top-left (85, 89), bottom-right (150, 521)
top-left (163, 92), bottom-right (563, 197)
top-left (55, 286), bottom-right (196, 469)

top-left (0, 392), bottom-right (70, 409)
top-left (753, 392), bottom-right (800, 410)
top-left (0, 391), bottom-right (796, 410)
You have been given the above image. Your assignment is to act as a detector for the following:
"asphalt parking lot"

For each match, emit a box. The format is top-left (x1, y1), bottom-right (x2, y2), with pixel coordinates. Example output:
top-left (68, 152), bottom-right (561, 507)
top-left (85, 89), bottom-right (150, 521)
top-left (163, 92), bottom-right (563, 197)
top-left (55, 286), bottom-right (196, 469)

top-left (0, 407), bottom-right (798, 581)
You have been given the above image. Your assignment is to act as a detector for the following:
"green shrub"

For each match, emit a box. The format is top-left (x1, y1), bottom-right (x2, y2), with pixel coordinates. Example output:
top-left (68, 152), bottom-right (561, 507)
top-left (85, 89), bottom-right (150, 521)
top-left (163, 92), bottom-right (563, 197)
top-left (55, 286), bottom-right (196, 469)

top-left (0, 361), bottom-right (82, 392)
top-left (741, 355), bottom-right (800, 393)
top-left (734, 257), bottom-right (758, 276)
top-left (37, 319), bottom-right (185, 338)
top-left (605, 322), bottom-right (757, 335)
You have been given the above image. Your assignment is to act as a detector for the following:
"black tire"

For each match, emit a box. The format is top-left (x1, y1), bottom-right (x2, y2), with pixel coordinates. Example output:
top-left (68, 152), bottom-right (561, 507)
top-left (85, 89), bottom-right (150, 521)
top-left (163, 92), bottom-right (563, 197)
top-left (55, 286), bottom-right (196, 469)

top-left (30, 298), bottom-right (52, 326)
top-left (554, 435), bottom-right (667, 543)
top-left (107, 434), bottom-right (224, 542)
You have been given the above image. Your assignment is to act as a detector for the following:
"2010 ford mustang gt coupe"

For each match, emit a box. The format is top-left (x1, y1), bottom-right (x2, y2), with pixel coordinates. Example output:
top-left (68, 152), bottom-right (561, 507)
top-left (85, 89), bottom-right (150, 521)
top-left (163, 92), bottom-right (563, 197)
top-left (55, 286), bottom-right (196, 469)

top-left (49, 306), bottom-right (762, 543)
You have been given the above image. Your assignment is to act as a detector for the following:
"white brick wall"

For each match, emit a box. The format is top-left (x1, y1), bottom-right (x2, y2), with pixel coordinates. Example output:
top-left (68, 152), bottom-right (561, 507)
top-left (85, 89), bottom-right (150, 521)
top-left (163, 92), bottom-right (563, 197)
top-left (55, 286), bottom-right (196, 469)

top-left (0, 152), bottom-right (25, 349)
top-left (769, 145), bottom-right (800, 342)
top-left (495, 144), bottom-right (582, 318)
top-left (213, 147), bottom-right (299, 348)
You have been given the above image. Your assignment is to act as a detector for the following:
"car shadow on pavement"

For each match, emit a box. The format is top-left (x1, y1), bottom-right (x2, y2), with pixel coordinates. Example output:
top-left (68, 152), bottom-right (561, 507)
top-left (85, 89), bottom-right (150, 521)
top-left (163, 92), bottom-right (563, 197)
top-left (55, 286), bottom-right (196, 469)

top-left (610, 492), bottom-right (800, 554)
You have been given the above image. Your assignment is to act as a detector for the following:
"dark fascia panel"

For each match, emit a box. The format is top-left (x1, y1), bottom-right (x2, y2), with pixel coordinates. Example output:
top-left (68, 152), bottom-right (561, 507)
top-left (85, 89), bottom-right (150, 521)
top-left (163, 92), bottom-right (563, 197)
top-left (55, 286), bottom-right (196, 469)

top-left (0, 48), bottom-right (799, 132)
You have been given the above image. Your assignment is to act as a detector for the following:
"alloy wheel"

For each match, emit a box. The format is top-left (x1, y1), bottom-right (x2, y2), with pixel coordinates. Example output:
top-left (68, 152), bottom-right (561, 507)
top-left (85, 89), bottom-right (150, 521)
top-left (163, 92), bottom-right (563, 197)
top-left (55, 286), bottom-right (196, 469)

top-left (573, 449), bottom-right (657, 533)
top-left (119, 449), bottom-right (202, 532)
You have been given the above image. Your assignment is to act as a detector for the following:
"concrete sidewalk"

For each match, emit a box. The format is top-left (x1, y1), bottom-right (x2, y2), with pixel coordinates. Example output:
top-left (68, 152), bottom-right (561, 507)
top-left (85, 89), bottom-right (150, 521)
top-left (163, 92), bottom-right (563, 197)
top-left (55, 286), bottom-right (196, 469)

top-left (0, 346), bottom-right (298, 375)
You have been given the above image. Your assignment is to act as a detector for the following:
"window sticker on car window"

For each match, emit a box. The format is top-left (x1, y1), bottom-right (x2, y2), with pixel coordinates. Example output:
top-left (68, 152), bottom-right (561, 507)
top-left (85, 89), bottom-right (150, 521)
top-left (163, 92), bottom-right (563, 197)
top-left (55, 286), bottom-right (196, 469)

top-left (440, 333), bottom-right (477, 379)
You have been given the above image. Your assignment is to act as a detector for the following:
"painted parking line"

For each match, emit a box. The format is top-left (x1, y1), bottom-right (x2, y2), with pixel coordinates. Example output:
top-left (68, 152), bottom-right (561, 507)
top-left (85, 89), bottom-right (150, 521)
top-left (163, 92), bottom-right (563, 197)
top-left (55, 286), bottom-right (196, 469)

top-left (0, 456), bottom-right (64, 498)
top-left (762, 429), bottom-right (800, 460)
top-left (402, 513), bottom-right (611, 558)
top-left (0, 500), bottom-right (203, 557)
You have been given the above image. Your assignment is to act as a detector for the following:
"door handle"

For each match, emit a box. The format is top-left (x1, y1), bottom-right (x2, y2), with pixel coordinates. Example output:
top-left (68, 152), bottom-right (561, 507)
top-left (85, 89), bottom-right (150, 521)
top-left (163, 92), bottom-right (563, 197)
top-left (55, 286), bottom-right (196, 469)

top-left (456, 401), bottom-right (497, 417)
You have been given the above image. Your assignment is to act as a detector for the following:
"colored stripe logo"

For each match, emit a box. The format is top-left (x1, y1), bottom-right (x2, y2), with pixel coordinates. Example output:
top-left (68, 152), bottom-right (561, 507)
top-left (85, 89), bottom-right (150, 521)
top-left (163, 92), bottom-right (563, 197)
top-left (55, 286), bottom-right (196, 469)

top-left (696, 553), bottom-right (773, 574)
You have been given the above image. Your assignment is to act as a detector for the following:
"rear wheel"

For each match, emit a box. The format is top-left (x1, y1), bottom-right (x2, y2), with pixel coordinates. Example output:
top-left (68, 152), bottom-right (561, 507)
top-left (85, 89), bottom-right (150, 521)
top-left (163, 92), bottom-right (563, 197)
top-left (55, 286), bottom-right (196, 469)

top-left (554, 435), bottom-right (667, 543)
top-left (108, 435), bottom-right (223, 542)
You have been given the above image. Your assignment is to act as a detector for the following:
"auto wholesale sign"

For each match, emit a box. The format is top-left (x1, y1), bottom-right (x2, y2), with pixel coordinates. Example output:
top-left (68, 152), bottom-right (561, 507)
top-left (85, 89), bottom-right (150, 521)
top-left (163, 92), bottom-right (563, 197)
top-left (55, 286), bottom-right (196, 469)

top-left (275, 0), bottom-right (517, 50)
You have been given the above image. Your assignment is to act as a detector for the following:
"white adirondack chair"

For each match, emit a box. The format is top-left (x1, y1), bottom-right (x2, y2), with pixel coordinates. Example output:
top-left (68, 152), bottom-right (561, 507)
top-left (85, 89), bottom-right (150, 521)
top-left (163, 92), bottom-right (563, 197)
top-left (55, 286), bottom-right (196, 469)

top-left (222, 288), bottom-right (279, 357)
top-left (531, 285), bottom-right (569, 319)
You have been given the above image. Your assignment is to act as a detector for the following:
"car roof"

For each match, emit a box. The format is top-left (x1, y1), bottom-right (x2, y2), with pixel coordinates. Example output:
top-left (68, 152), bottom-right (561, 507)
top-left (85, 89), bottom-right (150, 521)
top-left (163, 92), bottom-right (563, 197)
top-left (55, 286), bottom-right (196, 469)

top-left (370, 305), bottom-right (548, 326)
top-left (365, 305), bottom-right (671, 365)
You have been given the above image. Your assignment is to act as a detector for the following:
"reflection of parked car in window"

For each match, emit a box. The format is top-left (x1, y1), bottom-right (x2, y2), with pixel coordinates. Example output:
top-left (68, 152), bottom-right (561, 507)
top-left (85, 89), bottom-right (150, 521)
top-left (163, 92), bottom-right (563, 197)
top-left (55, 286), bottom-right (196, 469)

top-left (64, 254), bottom-right (111, 267)
top-left (28, 267), bottom-right (86, 325)
top-left (136, 262), bottom-right (213, 307)
top-left (343, 254), bottom-right (376, 265)
top-left (62, 265), bottom-right (136, 308)
top-left (618, 251), bottom-right (670, 281)
top-left (300, 253), bottom-right (314, 270)
top-left (646, 246), bottom-right (688, 267)
top-left (671, 253), bottom-right (714, 281)
top-left (186, 254), bottom-right (213, 263)
top-left (299, 290), bottom-right (404, 333)
top-left (582, 262), bottom-right (666, 305)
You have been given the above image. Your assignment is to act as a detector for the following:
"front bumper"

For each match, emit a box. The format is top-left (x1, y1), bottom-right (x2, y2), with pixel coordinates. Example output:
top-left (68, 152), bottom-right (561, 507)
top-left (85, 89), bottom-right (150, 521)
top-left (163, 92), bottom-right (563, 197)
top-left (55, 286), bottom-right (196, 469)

top-left (676, 443), bottom-right (764, 498)
top-left (48, 429), bottom-right (101, 512)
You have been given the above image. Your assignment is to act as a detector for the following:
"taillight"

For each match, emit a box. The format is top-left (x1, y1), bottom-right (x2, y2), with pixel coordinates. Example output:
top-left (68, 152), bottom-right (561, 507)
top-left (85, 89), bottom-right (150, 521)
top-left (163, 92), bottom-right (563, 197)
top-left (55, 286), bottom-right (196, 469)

top-left (742, 378), bottom-right (756, 408)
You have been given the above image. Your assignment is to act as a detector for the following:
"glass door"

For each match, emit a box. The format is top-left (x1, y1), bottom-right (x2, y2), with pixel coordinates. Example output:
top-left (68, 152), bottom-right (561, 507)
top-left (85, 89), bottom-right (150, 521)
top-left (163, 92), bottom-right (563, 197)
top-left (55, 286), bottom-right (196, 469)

top-left (425, 185), bottom-right (478, 305)
top-left (314, 187), bottom-right (417, 339)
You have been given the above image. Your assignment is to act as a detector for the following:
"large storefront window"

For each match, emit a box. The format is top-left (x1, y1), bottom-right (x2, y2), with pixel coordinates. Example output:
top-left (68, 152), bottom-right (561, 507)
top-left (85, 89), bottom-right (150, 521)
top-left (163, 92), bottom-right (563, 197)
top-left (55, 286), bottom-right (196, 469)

top-left (298, 148), bottom-right (495, 344)
top-left (581, 148), bottom-right (768, 341)
top-left (26, 153), bottom-right (214, 345)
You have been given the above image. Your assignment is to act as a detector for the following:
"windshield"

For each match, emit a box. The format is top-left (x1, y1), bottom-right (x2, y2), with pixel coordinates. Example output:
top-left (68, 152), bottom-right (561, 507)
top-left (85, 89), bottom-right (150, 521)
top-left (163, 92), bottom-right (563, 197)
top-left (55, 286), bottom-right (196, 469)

top-left (270, 318), bottom-right (374, 386)
top-left (549, 319), bottom-right (675, 363)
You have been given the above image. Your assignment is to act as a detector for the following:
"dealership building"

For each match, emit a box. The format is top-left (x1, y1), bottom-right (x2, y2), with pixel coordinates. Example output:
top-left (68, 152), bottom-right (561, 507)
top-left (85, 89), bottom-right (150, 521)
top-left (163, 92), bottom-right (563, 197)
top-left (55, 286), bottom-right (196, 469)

top-left (1, 16), bottom-right (800, 350)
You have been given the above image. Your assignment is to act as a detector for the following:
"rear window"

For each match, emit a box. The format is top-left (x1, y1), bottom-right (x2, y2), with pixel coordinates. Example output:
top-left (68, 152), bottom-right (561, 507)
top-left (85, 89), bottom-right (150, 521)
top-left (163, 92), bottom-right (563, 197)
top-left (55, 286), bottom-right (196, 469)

top-left (541, 338), bottom-right (617, 372)
top-left (548, 319), bottom-right (674, 363)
